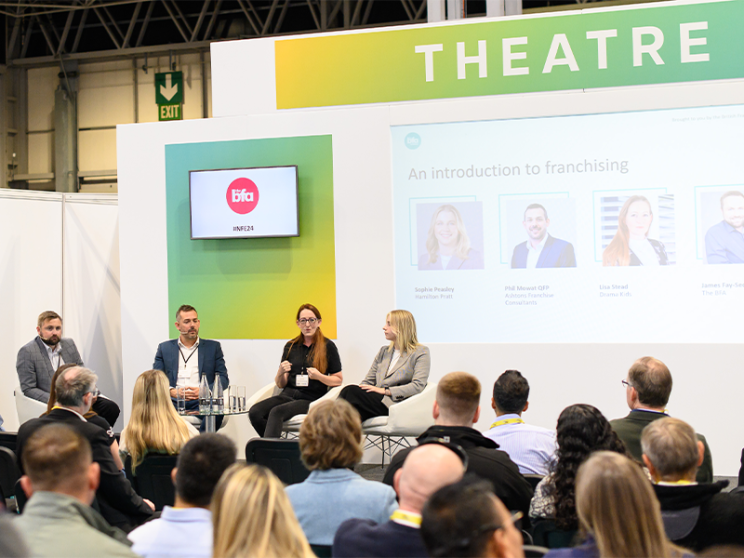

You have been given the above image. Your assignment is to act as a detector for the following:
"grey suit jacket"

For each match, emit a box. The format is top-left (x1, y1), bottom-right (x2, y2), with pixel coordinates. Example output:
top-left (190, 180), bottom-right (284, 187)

top-left (16, 337), bottom-right (83, 402)
top-left (361, 345), bottom-right (430, 407)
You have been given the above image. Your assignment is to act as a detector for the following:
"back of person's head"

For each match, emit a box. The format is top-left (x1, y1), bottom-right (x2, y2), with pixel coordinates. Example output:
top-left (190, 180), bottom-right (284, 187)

top-left (175, 433), bottom-right (236, 507)
top-left (46, 363), bottom-right (82, 414)
top-left (553, 404), bottom-right (627, 530)
top-left (125, 369), bottom-right (192, 471)
top-left (436, 372), bottom-right (481, 425)
top-left (395, 443), bottom-right (466, 513)
top-left (422, 476), bottom-right (523, 558)
top-left (212, 464), bottom-right (313, 558)
top-left (628, 357), bottom-right (672, 408)
top-left (576, 451), bottom-right (672, 558)
top-left (55, 366), bottom-right (97, 408)
top-left (641, 417), bottom-right (700, 482)
top-left (492, 370), bottom-right (529, 415)
top-left (21, 423), bottom-right (97, 499)
top-left (299, 399), bottom-right (362, 471)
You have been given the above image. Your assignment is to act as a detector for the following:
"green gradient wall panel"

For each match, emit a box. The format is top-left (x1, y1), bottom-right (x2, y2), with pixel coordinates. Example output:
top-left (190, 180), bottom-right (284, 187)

top-left (165, 136), bottom-right (336, 339)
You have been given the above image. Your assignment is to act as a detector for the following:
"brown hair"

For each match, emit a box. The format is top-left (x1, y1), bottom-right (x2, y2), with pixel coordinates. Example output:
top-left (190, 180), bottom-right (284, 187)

top-left (37, 310), bottom-right (62, 328)
top-left (602, 195), bottom-right (652, 267)
top-left (720, 190), bottom-right (744, 209)
top-left (45, 363), bottom-right (97, 419)
top-left (641, 417), bottom-right (699, 481)
top-left (436, 372), bottom-right (481, 424)
top-left (299, 399), bottom-right (363, 470)
top-left (287, 304), bottom-right (328, 373)
top-left (175, 304), bottom-right (197, 321)
top-left (628, 356), bottom-right (672, 408)
top-left (22, 423), bottom-right (92, 492)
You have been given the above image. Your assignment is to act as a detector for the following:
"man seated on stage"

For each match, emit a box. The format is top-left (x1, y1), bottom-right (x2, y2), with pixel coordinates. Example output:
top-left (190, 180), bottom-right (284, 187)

top-left (483, 370), bottom-right (556, 476)
top-left (153, 305), bottom-right (229, 429)
top-left (610, 356), bottom-right (713, 483)
top-left (642, 417), bottom-right (744, 552)
top-left (383, 372), bottom-right (533, 518)
top-left (333, 443), bottom-right (465, 558)
top-left (15, 423), bottom-right (138, 558)
top-left (16, 310), bottom-right (120, 427)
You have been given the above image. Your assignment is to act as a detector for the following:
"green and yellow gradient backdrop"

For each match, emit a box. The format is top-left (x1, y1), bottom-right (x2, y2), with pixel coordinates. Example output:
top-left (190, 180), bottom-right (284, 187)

top-left (165, 135), bottom-right (336, 340)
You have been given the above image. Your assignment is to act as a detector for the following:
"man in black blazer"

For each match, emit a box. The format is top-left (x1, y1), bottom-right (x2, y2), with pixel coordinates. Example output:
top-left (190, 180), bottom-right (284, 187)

top-left (17, 366), bottom-right (153, 532)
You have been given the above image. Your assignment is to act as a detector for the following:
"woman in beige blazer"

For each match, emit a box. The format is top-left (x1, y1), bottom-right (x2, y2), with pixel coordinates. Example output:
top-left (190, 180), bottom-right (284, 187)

top-left (339, 310), bottom-right (430, 422)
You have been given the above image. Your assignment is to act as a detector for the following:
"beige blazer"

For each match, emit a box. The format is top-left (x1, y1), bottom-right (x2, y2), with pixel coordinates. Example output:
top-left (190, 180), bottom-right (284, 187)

top-left (360, 345), bottom-right (430, 407)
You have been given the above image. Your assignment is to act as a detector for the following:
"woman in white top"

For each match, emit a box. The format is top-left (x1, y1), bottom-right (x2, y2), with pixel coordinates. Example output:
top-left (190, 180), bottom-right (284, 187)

top-left (602, 195), bottom-right (669, 266)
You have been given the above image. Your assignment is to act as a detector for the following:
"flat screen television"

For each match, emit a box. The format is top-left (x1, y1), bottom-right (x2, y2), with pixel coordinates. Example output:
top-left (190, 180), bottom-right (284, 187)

top-left (189, 165), bottom-right (299, 239)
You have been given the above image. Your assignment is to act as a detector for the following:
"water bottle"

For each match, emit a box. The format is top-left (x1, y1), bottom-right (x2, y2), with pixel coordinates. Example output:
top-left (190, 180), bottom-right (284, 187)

top-left (199, 375), bottom-right (211, 414)
top-left (213, 374), bottom-right (224, 414)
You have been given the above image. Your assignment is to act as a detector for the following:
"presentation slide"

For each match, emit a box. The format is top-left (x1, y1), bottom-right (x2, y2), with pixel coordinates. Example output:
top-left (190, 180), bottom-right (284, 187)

top-left (392, 104), bottom-right (744, 343)
top-left (190, 166), bottom-right (298, 239)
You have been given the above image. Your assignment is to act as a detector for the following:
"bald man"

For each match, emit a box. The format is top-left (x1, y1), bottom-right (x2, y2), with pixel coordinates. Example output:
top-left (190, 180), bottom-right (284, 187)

top-left (333, 444), bottom-right (465, 558)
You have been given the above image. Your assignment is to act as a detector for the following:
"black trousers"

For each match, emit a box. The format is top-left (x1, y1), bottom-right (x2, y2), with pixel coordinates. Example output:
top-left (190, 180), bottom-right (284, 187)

top-left (92, 396), bottom-right (121, 429)
top-left (249, 391), bottom-right (311, 438)
top-left (339, 385), bottom-right (389, 423)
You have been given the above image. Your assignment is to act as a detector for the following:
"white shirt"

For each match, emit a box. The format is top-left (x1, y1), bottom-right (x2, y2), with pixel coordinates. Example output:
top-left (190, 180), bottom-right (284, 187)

top-left (483, 413), bottom-right (557, 475)
top-left (526, 235), bottom-right (549, 269)
top-left (43, 341), bottom-right (65, 372)
top-left (129, 507), bottom-right (212, 558)
top-left (439, 254), bottom-right (452, 269)
top-left (177, 338), bottom-right (200, 388)
top-left (629, 238), bottom-right (660, 266)
top-left (387, 350), bottom-right (401, 373)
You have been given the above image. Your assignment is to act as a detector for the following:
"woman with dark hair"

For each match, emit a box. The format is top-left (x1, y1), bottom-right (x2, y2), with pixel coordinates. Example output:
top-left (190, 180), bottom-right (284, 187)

top-left (530, 404), bottom-right (627, 531)
top-left (249, 304), bottom-right (343, 438)
top-left (602, 196), bottom-right (669, 266)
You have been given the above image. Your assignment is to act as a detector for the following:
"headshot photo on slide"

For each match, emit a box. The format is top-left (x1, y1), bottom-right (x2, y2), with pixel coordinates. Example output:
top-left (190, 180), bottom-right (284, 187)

top-left (416, 202), bottom-right (484, 271)
top-left (699, 188), bottom-right (744, 264)
top-left (509, 200), bottom-right (576, 269)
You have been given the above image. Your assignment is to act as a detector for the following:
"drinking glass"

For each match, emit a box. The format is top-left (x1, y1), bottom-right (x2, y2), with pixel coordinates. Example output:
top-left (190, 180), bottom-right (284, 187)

top-left (238, 386), bottom-right (246, 412)
top-left (176, 387), bottom-right (186, 414)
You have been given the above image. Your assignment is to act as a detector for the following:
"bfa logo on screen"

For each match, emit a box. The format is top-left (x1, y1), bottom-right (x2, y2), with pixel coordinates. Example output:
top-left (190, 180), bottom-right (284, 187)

top-left (226, 177), bottom-right (260, 214)
top-left (405, 133), bottom-right (421, 150)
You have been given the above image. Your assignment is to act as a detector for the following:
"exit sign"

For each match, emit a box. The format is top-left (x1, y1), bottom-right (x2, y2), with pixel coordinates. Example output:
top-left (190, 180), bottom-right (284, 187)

top-left (155, 71), bottom-right (183, 105)
top-left (159, 103), bottom-right (182, 121)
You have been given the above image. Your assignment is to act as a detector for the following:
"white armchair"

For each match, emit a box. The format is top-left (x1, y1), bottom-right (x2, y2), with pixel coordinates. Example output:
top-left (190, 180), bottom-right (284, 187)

top-left (362, 382), bottom-right (437, 466)
top-left (15, 386), bottom-right (47, 425)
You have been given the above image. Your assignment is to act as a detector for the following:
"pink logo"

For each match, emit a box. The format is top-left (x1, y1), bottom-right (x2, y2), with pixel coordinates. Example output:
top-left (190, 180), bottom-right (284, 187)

top-left (226, 178), bottom-right (259, 214)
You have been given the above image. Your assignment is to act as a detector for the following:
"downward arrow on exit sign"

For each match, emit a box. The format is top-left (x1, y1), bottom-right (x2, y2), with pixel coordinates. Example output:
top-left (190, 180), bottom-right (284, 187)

top-left (155, 71), bottom-right (183, 105)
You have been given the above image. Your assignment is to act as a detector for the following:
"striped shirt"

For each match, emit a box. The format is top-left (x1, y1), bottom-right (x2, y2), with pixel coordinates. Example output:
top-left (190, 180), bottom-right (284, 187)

top-left (483, 413), bottom-right (557, 476)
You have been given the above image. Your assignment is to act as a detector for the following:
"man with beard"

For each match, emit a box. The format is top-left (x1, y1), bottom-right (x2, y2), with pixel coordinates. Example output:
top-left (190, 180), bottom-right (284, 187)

top-left (705, 190), bottom-right (744, 264)
top-left (16, 310), bottom-right (120, 427)
top-left (511, 203), bottom-right (576, 268)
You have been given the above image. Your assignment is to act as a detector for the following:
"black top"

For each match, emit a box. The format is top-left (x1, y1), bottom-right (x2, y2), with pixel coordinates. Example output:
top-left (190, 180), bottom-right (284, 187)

top-left (281, 338), bottom-right (342, 401)
top-left (333, 519), bottom-right (428, 558)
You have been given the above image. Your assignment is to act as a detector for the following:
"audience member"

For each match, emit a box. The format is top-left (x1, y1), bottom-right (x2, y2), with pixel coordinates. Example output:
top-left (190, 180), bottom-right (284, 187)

top-left (483, 370), bottom-right (557, 476)
top-left (383, 372), bottom-right (533, 517)
top-left (286, 399), bottom-right (397, 546)
top-left (545, 451), bottom-right (686, 558)
top-left (422, 476), bottom-right (525, 558)
top-left (119, 369), bottom-right (198, 472)
top-left (16, 310), bottom-right (120, 426)
top-left (15, 424), bottom-right (137, 558)
top-left (530, 404), bottom-right (626, 531)
top-left (641, 417), bottom-right (744, 551)
top-left (17, 366), bottom-right (153, 531)
top-left (334, 443), bottom-right (466, 558)
top-left (611, 356), bottom-right (713, 483)
top-left (0, 514), bottom-right (29, 557)
top-left (128, 433), bottom-right (237, 558)
top-left (212, 463), bottom-right (315, 558)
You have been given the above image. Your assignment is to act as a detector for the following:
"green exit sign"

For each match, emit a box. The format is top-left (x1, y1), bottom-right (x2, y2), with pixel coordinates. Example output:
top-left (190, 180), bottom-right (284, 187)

top-left (155, 71), bottom-right (183, 105)
top-left (159, 103), bottom-right (182, 121)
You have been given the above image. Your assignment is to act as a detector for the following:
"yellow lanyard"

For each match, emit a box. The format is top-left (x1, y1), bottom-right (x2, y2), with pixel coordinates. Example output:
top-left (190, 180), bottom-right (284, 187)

top-left (490, 418), bottom-right (524, 428)
top-left (391, 510), bottom-right (422, 527)
top-left (658, 479), bottom-right (695, 485)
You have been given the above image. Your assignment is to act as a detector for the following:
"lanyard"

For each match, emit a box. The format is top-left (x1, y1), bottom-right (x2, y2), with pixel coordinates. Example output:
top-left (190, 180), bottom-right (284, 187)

top-left (391, 510), bottom-right (422, 527)
top-left (490, 418), bottom-right (524, 428)
top-left (179, 342), bottom-right (199, 366)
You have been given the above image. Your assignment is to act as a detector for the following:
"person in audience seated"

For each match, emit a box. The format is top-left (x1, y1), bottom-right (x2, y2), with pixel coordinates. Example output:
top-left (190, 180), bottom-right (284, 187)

top-left (119, 369), bottom-right (198, 473)
top-left (641, 417), bottom-right (744, 551)
top-left (483, 369), bottom-right (557, 476)
top-left (17, 366), bottom-right (154, 531)
top-left (339, 309), bottom-right (429, 422)
top-left (611, 356), bottom-right (713, 483)
top-left (16, 310), bottom-right (120, 427)
top-left (212, 463), bottom-right (315, 558)
top-left (286, 399), bottom-right (398, 546)
top-left (334, 443), bottom-right (466, 558)
top-left (421, 476), bottom-right (525, 558)
top-left (545, 451), bottom-right (687, 558)
top-left (128, 433), bottom-right (237, 558)
top-left (0, 515), bottom-right (28, 557)
top-left (383, 372), bottom-right (533, 517)
top-left (45, 363), bottom-right (124, 471)
top-left (530, 404), bottom-right (626, 532)
top-left (15, 423), bottom-right (138, 557)
top-left (249, 303), bottom-right (342, 438)
top-left (153, 304), bottom-right (229, 431)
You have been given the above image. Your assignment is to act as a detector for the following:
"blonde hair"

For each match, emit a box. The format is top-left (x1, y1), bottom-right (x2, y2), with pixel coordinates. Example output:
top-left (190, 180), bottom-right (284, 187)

top-left (123, 369), bottom-right (191, 472)
top-left (576, 451), bottom-right (678, 558)
top-left (426, 204), bottom-right (472, 262)
top-left (299, 399), bottom-right (363, 471)
top-left (388, 309), bottom-right (419, 353)
top-left (212, 464), bottom-right (315, 558)
top-left (603, 196), bottom-right (653, 267)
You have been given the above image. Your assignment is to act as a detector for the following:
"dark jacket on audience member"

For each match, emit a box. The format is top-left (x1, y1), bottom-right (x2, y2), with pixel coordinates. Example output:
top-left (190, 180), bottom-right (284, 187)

top-left (382, 425), bottom-right (534, 517)
top-left (17, 408), bottom-right (153, 532)
top-left (333, 518), bottom-right (428, 558)
top-left (654, 480), bottom-right (744, 552)
top-left (610, 410), bottom-right (713, 483)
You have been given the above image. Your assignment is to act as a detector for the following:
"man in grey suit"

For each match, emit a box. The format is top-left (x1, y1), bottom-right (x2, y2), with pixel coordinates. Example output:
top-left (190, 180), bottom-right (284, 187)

top-left (16, 310), bottom-right (120, 427)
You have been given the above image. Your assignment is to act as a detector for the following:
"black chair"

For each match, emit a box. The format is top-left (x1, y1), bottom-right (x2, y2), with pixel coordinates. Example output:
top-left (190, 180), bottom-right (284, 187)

top-left (245, 438), bottom-right (310, 486)
top-left (0, 432), bottom-right (18, 454)
top-left (310, 544), bottom-right (332, 558)
top-left (0, 447), bottom-right (20, 503)
top-left (524, 545), bottom-right (550, 557)
top-left (523, 474), bottom-right (545, 491)
top-left (14, 479), bottom-right (27, 513)
top-left (124, 454), bottom-right (178, 511)
top-left (531, 519), bottom-right (577, 549)
top-left (738, 448), bottom-right (743, 487)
